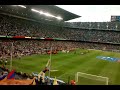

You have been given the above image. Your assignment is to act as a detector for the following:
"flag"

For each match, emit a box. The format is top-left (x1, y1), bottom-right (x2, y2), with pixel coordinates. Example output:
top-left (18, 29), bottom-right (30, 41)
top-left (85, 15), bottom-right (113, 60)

top-left (46, 59), bottom-right (50, 67)
top-left (38, 59), bottom-right (50, 81)
top-left (30, 77), bottom-right (36, 85)
top-left (70, 80), bottom-right (76, 85)
top-left (32, 79), bottom-right (36, 85)
top-left (7, 70), bottom-right (15, 79)
top-left (53, 77), bottom-right (58, 85)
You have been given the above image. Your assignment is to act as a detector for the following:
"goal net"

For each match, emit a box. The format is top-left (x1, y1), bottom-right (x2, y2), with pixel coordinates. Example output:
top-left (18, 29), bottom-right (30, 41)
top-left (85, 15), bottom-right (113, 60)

top-left (75, 72), bottom-right (109, 85)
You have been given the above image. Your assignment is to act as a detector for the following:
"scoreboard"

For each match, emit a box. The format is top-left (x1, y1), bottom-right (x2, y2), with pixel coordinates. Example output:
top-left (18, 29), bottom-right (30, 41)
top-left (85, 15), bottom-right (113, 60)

top-left (111, 16), bottom-right (120, 22)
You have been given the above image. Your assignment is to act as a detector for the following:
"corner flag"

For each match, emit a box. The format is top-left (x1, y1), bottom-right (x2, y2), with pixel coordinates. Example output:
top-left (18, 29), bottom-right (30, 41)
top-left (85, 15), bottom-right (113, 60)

top-left (53, 77), bottom-right (58, 85)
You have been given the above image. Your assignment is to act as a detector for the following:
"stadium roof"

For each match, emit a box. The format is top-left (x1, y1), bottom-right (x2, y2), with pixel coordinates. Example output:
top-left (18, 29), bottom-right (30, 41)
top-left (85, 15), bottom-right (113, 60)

top-left (0, 5), bottom-right (81, 22)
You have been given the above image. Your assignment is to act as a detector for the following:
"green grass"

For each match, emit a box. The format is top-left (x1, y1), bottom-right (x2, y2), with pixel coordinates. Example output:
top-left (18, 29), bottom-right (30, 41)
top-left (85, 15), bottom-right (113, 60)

top-left (1, 49), bottom-right (120, 85)
top-left (77, 77), bottom-right (107, 85)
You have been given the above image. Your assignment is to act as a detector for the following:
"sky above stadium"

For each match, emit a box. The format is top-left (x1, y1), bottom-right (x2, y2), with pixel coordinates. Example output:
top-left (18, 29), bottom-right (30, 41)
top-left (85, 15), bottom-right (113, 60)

top-left (56, 5), bottom-right (120, 22)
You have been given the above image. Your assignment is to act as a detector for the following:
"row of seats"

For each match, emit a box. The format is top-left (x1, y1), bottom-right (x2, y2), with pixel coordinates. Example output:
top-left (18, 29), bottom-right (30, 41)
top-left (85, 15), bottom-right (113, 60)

top-left (1, 14), bottom-right (120, 43)
top-left (64, 22), bottom-right (120, 30)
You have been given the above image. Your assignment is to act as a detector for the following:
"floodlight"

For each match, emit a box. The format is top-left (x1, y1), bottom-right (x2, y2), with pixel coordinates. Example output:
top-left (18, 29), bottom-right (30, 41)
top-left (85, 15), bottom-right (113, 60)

top-left (11, 5), bottom-right (17, 6)
top-left (31, 8), bottom-right (63, 20)
top-left (56, 16), bottom-right (63, 20)
top-left (44, 12), bottom-right (54, 17)
top-left (18, 5), bottom-right (26, 8)
top-left (31, 9), bottom-right (39, 13)
top-left (39, 11), bottom-right (44, 14)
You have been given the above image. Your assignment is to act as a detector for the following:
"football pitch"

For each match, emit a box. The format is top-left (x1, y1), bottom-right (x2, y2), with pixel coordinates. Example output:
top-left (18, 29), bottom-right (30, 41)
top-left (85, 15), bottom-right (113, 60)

top-left (2, 49), bottom-right (120, 85)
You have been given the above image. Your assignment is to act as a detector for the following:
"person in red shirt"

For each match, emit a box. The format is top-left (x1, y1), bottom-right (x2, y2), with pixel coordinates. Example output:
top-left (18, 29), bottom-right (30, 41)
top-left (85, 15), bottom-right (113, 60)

top-left (70, 80), bottom-right (76, 85)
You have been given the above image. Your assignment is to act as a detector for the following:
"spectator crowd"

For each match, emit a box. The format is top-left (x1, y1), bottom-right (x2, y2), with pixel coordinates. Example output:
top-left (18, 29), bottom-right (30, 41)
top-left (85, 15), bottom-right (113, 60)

top-left (0, 14), bottom-right (120, 61)
top-left (0, 14), bottom-right (120, 44)
top-left (0, 39), bottom-right (120, 61)
top-left (64, 22), bottom-right (120, 30)
top-left (1, 13), bottom-right (120, 85)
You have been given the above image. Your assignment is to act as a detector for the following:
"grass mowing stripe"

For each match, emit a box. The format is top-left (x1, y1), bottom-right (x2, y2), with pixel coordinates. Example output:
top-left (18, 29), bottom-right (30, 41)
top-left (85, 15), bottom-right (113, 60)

top-left (86, 51), bottom-right (115, 76)
top-left (85, 51), bottom-right (119, 85)
top-left (57, 51), bottom-right (102, 78)
top-left (56, 50), bottom-right (117, 82)
top-left (2, 49), bottom-right (120, 84)
top-left (6, 53), bottom-right (72, 73)
top-left (98, 62), bottom-right (119, 85)
top-left (6, 52), bottom-right (80, 73)
top-left (46, 50), bottom-right (99, 78)
top-left (56, 51), bottom-right (102, 79)
top-left (98, 53), bottom-right (120, 85)
top-left (57, 51), bottom-right (115, 84)
top-left (114, 63), bottom-right (120, 85)
top-left (53, 51), bottom-right (96, 70)
top-left (52, 50), bottom-right (101, 69)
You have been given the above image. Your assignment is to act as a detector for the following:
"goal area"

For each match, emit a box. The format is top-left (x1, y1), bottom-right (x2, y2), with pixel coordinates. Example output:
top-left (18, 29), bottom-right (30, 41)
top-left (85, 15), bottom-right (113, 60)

top-left (75, 72), bottom-right (109, 85)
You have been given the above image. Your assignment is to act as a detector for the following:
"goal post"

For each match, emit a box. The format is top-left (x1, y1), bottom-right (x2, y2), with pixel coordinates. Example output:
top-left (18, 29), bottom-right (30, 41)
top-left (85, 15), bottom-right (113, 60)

top-left (75, 72), bottom-right (109, 85)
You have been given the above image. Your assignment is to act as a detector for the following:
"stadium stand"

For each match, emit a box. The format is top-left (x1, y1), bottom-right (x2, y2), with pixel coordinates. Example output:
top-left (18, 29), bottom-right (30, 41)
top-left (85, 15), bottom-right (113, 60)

top-left (0, 5), bottom-right (120, 85)
top-left (0, 13), bottom-right (120, 62)
top-left (1, 14), bottom-right (120, 44)
top-left (64, 22), bottom-right (120, 30)
top-left (0, 39), bottom-right (120, 61)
